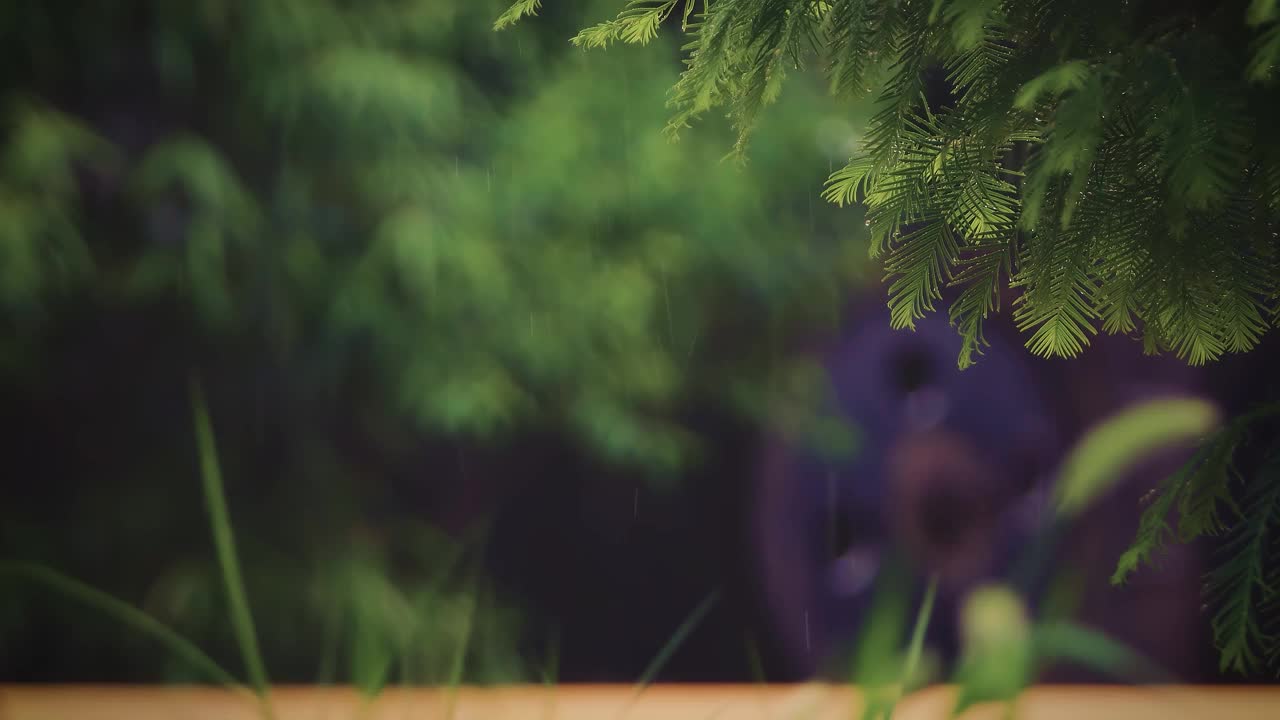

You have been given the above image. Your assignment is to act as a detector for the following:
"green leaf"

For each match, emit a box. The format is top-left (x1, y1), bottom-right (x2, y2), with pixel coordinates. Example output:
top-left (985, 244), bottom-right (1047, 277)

top-left (1054, 396), bottom-right (1221, 519)
top-left (1033, 621), bottom-right (1172, 682)
top-left (1248, 0), bottom-right (1278, 26)
top-left (951, 584), bottom-right (1035, 717)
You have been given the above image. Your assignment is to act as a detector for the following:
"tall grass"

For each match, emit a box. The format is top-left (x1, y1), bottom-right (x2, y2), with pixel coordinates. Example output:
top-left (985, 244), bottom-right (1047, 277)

top-left (189, 376), bottom-right (275, 720)
top-left (0, 390), bottom-right (1205, 720)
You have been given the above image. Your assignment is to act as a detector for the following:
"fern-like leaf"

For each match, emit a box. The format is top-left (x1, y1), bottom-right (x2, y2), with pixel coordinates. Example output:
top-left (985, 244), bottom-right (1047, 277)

top-left (1205, 449), bottom-right (1280, 675)
top-left (571, 1), bottom-right (688, 49)
top-left (493, 0), bottom-right (543, 31)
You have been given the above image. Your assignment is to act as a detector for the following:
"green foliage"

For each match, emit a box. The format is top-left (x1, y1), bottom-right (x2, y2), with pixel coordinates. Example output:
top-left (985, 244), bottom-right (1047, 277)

top-left (0, 0), bottom-right (867, 474)
top-left (840, 566), bottom-right (931, 720)
top-left (951, 584), bottom-right (1034, 717)
top-left (0, 560), bottom-right (242, 688)
top-left (829, 568), bottom-right (1156, 719)
top-left (1204, 454), bottom-right (1280, 675)
top-left (517, 0), bottom-right (1280, 368)
top-left (494, 0), bottom-right (544, 30)
top-left (1113, 403), bottom-right (1280, 676)
top-left (569, 1), bottom-right (698, 48)
top-left (0, 102), bottom-right (111, 321)
top-left (2, 392), bottom-right (531, 692)
top-left (949, 584), bottom-right (1170, 717)
top-left (498, 0), bottom-right (1280, 681)
top-left (1053, 397), bottom-right (1221, 519)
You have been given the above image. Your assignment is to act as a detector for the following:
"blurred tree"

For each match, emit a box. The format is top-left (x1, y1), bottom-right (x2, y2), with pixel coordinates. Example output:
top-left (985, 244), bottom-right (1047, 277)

top-left (0, 0), bottom-right (867, 472)
top-left (0, 0), bottom-right (871, 681)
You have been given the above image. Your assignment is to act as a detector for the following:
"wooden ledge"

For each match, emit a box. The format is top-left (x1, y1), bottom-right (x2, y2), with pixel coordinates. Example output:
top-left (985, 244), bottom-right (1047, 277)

top-left (2, 684), bottom-right (1278, 720)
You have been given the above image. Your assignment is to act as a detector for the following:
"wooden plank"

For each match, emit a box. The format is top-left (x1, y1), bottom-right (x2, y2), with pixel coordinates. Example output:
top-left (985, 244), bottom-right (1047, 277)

top-left (2, 684), bottom-right (1278, 720)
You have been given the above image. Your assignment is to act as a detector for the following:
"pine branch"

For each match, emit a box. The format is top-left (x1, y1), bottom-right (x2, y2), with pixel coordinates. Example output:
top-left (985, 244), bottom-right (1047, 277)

top-left (947, 231), bottom-right (1012, 369)
top-left (571, 1), bottom-right (690, 48)
top-left (1010, 223), bottom-right (1098, 359)
top-left (1205, 449), bottom-right (1280, 675)
top-left (930, 0), bottom-right (1005, 53)
top-left (883, 211), bottom-right (960, 330)
top-left (493, 0), bottom-right (543, 31)
top-left (663, 1), bottom-right (748, 141)
top-left (726, 0), bottom-right (814, 159)
top-left (546, 0), bottom-right (1280, 368)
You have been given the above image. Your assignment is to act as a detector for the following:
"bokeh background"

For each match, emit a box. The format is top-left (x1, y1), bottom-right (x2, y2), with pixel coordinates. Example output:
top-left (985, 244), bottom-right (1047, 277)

top-left (2, 0), bottom-right (1275, 689)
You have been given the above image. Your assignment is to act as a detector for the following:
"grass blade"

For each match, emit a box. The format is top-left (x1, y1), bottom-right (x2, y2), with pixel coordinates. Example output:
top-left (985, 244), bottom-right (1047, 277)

top-left (0, 560), bottom-right (240, 688)
top-left (901, 575), bottom-right (938, 689)
top-left (635, 588), bottom-right (721, 689)
top-left (1034, 620), bottom-right (1176, 684)
top-left (190, 375), bottom-right (275, 720)
top-left (444, 570), bottom-right (480, 720)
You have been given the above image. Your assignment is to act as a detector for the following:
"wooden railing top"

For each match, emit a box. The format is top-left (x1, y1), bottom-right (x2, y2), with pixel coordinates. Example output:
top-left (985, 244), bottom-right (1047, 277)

top-left (2, 684), bottom-right (1279, 720)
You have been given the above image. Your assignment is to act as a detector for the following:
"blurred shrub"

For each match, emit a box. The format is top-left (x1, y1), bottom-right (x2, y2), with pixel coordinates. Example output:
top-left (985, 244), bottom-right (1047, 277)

top-left (0, 0), bottom-right (870, 681)
top-left (0, 0), bottom-right (869, 472)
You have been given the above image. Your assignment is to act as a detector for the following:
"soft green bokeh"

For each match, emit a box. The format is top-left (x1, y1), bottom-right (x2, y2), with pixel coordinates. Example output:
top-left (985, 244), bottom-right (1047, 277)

top-left (0, 0), bottom-right (871, 681)
top-left (0, 0), bottom-right (870, 472)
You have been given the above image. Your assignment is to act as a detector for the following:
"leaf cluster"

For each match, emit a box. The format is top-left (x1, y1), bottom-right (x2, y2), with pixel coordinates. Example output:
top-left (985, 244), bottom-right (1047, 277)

top-left (524, 0), bottom-right (1280, 368)
top-left (1113, 404), bottom-right (1280, 676)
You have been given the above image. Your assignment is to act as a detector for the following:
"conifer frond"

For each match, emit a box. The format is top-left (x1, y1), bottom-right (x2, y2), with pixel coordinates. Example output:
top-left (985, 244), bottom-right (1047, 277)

top-left (1159, 405), bottom-right (1280, 675)
top-left (1111, 467), bottom-right (1184, 587)
top-left (883, 212), bottom-right (959, 330)
top-left (494, 0), bottom-right (543, 31)
top-left (1013, 61), bottom-right (1091, 111)
top-left (822, 154), bottom-right (877, 208)
top-left (663, 1), bottom-right (747, 140)
top-left (726, 0), bottom-right (814, 159)
top-left (568, 0), bottom-right (1280, 368)
top-left (1010, 226), bottom-right (1097, 359)
top-left (930, 0), bottom-right (1005, 52)
top-left (571, 1), bottom-right (691, 49)
top-left (821, 0), bottom-right (883, 97)
top-left (1112, 427), bottom-right (1241, 587)
top-left (947, 232), bottom-right (1012, 369)
top-left (1206, 451), bottom-right (1280, 674)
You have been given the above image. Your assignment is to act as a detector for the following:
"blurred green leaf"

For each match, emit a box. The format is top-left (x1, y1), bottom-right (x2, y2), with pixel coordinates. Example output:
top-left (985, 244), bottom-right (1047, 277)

top-left (951, 584), bottom-right (1034, 718)
top-left (1054, 397), bottom-right (1221, 518)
